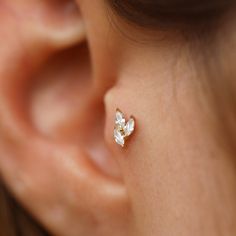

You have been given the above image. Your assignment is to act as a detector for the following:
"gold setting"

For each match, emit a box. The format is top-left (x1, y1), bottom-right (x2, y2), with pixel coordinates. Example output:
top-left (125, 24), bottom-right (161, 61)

top-left (113, 108), bottom-right (135, 147)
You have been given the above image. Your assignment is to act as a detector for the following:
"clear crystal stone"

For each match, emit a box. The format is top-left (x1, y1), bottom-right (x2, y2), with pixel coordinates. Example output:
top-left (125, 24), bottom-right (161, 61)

top-left (115, 110), bottom-right (125, 128)
top-left (114, 109), bottom-right (135, 147)
top-left (124, 118), bottom-right (135, 136)
top-left (114, 129), bottom-right (125, 147)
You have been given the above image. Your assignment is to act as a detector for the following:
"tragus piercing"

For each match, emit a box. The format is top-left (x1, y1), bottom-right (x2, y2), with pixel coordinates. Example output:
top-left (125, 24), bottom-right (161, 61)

top-left (113, 108), bottom-right (135, 147)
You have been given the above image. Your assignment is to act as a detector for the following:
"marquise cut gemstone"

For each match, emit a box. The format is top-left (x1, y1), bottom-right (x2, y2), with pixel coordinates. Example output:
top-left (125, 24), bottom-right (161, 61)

top-left (115, 110), bottom-right (125, 128)
top-left (124, 118), bottom-right (135, 136)
top-left (114, 129), bottom-right (125, 147)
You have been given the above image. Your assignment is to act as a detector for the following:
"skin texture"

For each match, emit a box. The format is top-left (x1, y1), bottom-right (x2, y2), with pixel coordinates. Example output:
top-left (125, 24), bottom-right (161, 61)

top-left (0, 0), bottom-right (235, 235)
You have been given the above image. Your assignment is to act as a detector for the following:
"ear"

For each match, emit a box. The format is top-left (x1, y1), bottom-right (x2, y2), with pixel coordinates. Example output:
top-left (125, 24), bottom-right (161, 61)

top-left (0, 1), bottom-right (130, 235)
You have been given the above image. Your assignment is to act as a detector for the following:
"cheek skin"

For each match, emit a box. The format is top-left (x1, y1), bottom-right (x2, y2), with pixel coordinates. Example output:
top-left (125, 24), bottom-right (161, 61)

top-left (104, 45), bottom-right (236, 235)
top-left (80, 1), bottom-right (236, 234)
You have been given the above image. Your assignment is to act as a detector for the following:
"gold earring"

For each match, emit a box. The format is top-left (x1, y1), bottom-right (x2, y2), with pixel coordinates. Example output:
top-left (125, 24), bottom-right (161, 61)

top-left (113, 109), bottom-right (135, 147)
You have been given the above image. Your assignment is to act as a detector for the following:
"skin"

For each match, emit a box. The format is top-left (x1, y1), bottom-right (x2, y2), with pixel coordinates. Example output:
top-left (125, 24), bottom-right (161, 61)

top-left (0, 0), bottom-right (235, 235)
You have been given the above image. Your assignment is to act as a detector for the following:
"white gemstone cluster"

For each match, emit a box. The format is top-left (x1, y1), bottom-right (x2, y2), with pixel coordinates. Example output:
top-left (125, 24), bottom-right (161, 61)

top-left (114, 109), bottom-right (135, 147)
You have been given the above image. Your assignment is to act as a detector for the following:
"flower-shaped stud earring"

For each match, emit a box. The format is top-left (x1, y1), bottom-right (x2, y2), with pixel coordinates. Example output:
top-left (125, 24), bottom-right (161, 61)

top-left (113, 109), bottom-right (135, 147)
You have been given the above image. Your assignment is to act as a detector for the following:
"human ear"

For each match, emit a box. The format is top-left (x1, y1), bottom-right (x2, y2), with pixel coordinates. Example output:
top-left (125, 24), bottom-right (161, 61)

top-left (0, 0), bottom-right (130, 235)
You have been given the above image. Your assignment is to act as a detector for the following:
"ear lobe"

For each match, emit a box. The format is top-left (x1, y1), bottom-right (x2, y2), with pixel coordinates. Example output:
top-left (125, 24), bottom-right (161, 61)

top-left (0, 1), bottom-right (131, 235)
